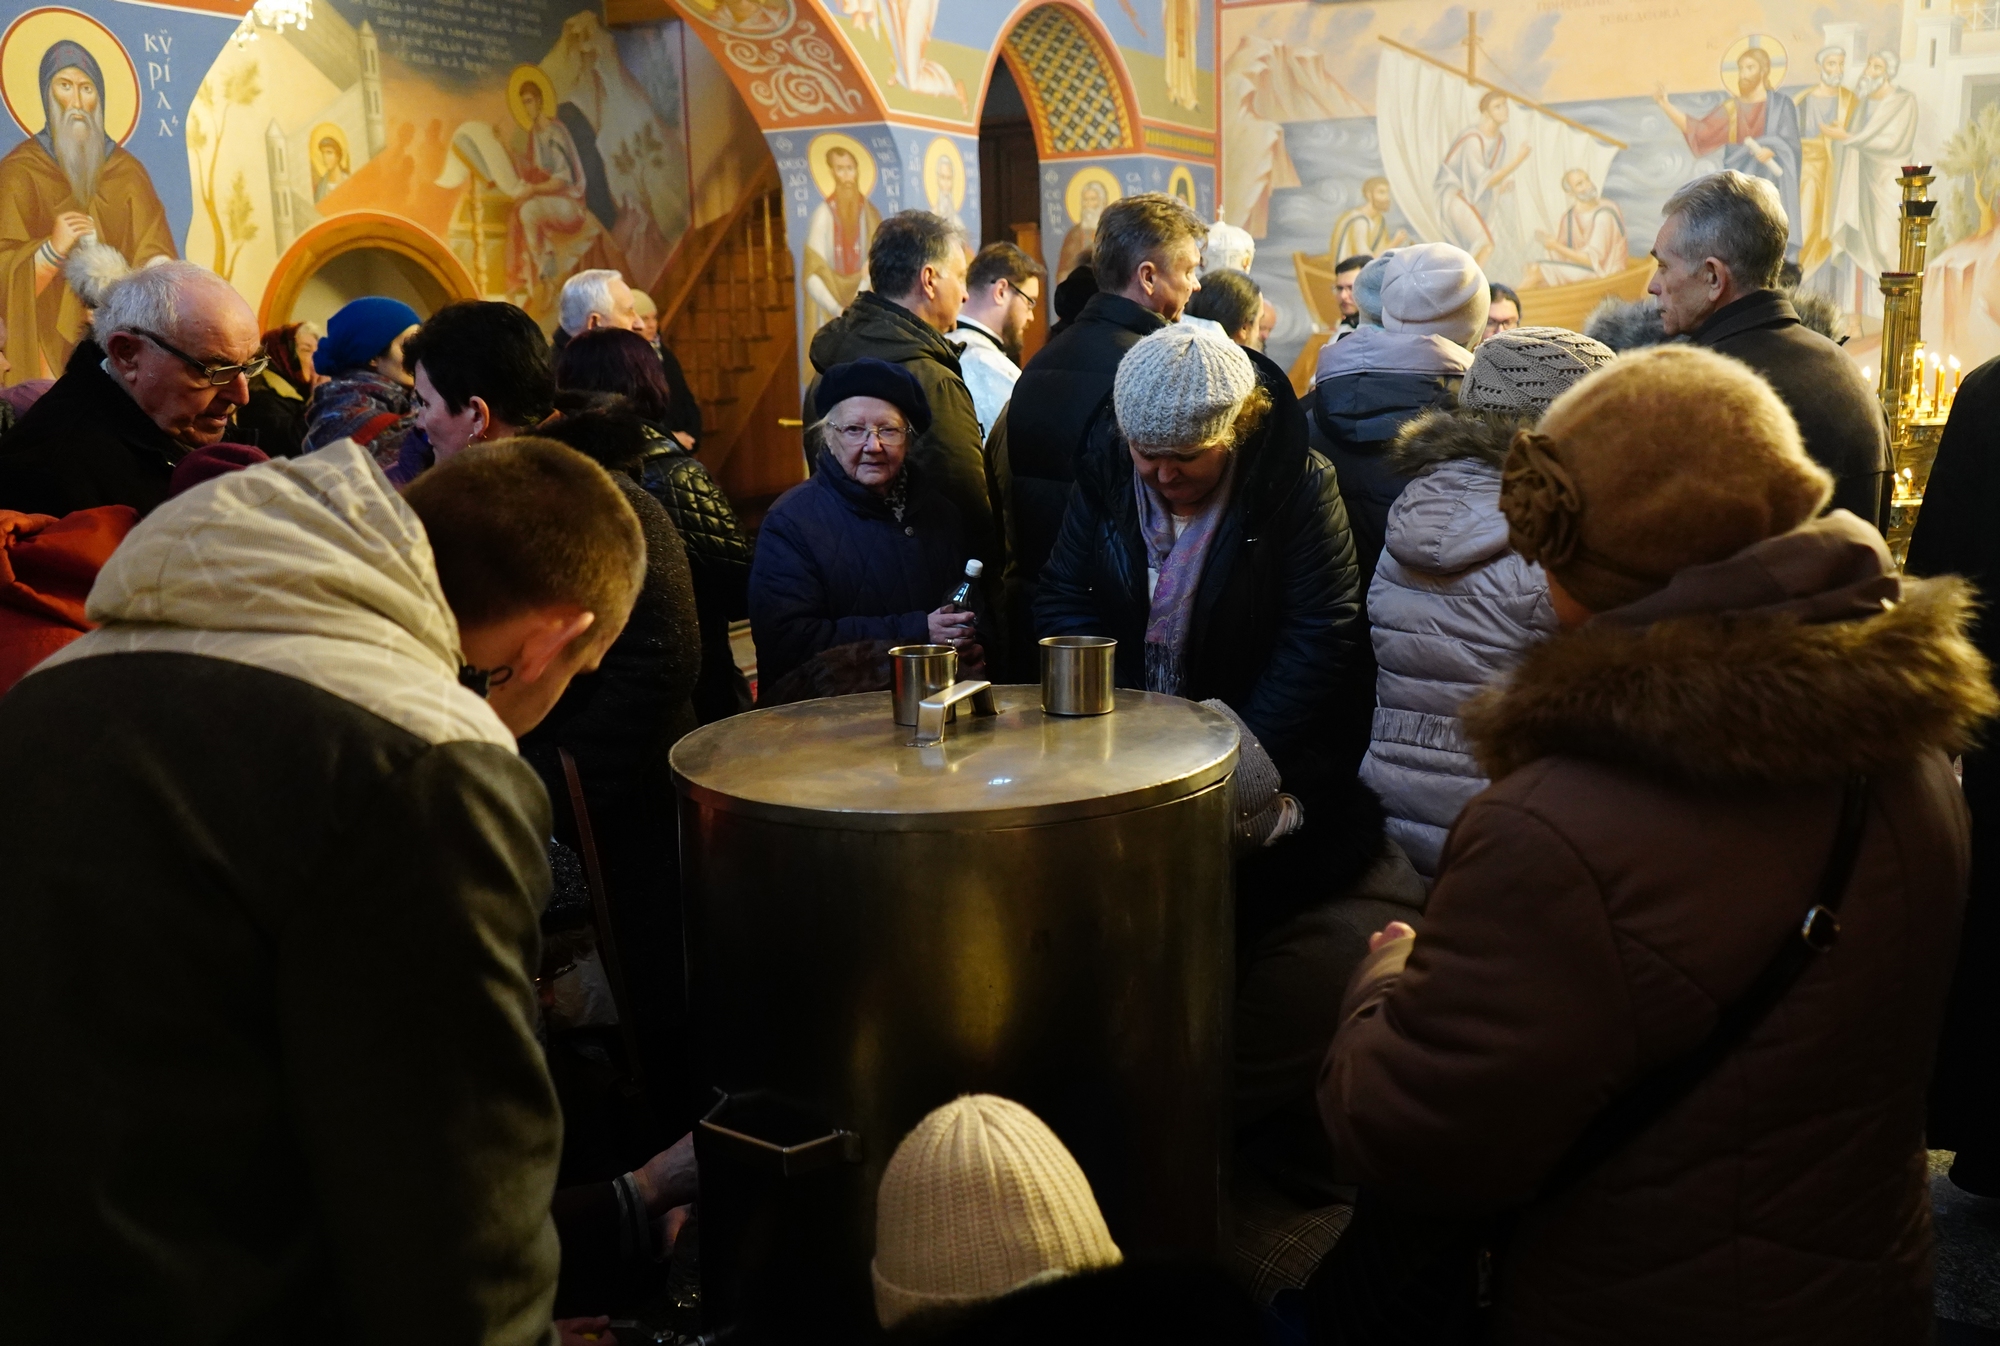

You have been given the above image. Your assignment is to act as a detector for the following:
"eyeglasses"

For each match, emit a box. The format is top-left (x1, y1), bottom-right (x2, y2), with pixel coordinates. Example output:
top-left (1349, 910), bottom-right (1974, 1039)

top-left (133, 329), bottom-right (269, 387)
top-left (832, 423), bottom-right (908, 447)
top-left (1009, 282), bottom-right (1037, 312)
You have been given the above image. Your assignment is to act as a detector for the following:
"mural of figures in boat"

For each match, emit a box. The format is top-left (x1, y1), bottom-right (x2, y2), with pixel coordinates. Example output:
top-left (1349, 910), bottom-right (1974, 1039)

top-left (1219, 0), bottom-right (1993, 385)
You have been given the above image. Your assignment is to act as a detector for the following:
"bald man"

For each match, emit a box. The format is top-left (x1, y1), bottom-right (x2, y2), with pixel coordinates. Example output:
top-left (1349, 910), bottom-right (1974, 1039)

top-left (0, 260), bottom-right (260, 518)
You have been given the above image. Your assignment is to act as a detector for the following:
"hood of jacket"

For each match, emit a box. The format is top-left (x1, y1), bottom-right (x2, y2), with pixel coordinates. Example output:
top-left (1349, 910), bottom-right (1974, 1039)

top-left (1382, 458), bottom-right (1513, 576)
top-left (1463, 512), bottom-right (1997, 786)
top-left (809, 291), bottom-right (963, 381)
top-left (35, 439), bottom-right (512, 749)
top-left (1387, 408), bottom-right (1526, 474)
top-left (1315, 326), bottom-right (1474, 383)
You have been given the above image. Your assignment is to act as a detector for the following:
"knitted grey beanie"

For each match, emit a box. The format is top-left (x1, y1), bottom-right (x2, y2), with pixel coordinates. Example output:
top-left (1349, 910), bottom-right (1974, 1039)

top-left (1461, 325), bottom-right (1617, 413)
top-left (1114, 324), bottom-right (1259, 448)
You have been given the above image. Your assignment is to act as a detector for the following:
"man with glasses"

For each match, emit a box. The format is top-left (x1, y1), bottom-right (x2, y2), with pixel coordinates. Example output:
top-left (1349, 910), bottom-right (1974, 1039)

top-left (0, 260), bottom-right (260, 518)
top-left (946, 242), bottom-right (1044, 442)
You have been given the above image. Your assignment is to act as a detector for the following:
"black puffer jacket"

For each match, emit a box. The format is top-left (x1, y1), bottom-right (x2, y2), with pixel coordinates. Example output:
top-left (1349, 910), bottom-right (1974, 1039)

top-left (1035, 346), bottom-right (1364, 794)
top-left (987, 293), bottom-right (1167, 677)
top-left (638, 430), bottom-right (753, 722)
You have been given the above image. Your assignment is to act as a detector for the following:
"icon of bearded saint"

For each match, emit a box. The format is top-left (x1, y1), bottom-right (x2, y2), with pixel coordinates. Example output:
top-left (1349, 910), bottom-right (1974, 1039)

top-left (0, 39), bottom-right (177, 380)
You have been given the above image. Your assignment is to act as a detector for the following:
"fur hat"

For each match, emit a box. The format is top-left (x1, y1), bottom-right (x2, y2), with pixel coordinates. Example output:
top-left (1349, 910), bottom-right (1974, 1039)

top-left (1500, 345), bottom-right (1833, 614)
top-left (1114, 324), bottom-right (1258, 448)
top-left (1378, 243), bottom-right (1489, 347)
top-left (873, 1095), bottom-right (1122, 1329)
top-left (815, 356), bottom-right (933, 434)
top-left (1461, 326), bottom-right (1617, 414)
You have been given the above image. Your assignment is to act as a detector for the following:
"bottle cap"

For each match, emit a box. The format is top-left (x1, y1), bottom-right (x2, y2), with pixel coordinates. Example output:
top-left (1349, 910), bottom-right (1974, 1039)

top-left (964, 559), bottom-right (984, 578)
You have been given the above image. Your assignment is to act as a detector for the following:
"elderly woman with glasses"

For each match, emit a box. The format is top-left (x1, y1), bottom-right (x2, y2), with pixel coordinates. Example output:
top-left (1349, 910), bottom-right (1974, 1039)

top-left (749, 358), bottom-right (981, 696)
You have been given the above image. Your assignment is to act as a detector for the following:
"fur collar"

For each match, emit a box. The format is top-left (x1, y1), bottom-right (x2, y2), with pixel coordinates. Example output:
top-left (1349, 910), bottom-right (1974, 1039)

top-left (1464, 576), bottom-right (1996, 786)
top-left (1388, 409), bottom-right (1531, 474)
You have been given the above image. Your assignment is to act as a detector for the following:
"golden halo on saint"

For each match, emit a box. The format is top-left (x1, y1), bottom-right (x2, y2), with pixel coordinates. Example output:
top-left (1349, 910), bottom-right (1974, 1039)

top-left (808, 131), bottom-right (876, 198)
top-left (1166, 165), bottom-right (1197, 210)
top-left (308, 122), bottom-right (350, 170)
top-left (1719, 35), bottom-right (1787, 93)
top-left (507, 64), bottom-right (558, 131)
top-left (1, 7), bottom-right (140, 144)
top-left (923, 136), bottom-right (965, 213)
top-left (1063, 166), bottom-right (1122, 225)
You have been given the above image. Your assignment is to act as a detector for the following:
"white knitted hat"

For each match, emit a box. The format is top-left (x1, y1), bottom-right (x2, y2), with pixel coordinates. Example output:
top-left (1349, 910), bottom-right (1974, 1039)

top-left (1379, 242), bottom-right (1489, 347)
top-left (1113, 324), bottom-right (1259, 449)
top-left (1460, 326), bottom-right (1618, 413)
top-left (871, 1094), bottom-right (1123, 1329)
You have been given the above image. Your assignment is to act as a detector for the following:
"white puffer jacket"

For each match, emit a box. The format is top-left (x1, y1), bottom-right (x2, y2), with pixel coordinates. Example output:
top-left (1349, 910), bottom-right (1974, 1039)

top-left (1357, 411), bottom-right (1557, 878)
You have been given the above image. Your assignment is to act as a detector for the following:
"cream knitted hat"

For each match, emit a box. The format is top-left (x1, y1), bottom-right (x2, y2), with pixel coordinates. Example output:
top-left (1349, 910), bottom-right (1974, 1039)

top-left (1379, 242), bottom-right (1489, 346)
top-left (871, 1094), bottom-right (1123, 1329)
top-left (1461, 326), bottom-right (1617, 413)
top-left (1113, 324), bottom-right (1259, 449)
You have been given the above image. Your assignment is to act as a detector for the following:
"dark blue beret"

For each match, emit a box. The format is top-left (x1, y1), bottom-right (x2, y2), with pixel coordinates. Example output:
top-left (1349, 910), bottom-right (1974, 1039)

top-left (814, 357), bottom-right (931, 435)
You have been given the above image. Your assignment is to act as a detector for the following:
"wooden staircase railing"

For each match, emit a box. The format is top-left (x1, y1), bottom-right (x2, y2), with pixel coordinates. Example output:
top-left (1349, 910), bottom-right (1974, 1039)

top-left (656, 160), bottom-right (797, 477)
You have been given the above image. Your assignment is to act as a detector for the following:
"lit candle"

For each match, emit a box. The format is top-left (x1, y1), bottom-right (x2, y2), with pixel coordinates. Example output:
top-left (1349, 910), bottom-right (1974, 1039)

top-left (1931, 352), bottom-right (1943, 413)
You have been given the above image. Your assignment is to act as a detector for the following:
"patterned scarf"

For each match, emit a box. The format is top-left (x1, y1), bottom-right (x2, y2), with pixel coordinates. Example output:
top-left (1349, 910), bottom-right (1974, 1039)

top-left (1134, 452), bottom-right (1236, 696)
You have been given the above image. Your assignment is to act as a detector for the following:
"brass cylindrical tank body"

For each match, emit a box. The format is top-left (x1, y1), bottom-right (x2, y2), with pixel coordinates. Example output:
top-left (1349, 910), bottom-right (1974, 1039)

top-left (671, 686), bottom-right (1239, 1340)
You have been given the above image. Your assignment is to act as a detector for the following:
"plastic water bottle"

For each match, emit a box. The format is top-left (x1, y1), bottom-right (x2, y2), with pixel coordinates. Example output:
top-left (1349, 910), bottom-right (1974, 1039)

top-left (943, 558), bottom-right (983, 613)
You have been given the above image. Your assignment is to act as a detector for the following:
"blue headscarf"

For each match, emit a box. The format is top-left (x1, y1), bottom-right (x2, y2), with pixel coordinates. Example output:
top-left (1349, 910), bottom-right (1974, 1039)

top-left (35, 40), bottom-right (114, 156)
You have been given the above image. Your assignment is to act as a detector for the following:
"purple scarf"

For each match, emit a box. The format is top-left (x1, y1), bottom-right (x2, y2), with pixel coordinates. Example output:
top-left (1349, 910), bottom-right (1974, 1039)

top-left (1134, 453), bottom-right (1236, 696)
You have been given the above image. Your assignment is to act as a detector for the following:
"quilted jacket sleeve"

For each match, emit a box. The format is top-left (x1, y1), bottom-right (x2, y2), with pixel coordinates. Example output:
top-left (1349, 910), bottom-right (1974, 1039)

top-left (1318, 788), bottom-right (1637, 1213)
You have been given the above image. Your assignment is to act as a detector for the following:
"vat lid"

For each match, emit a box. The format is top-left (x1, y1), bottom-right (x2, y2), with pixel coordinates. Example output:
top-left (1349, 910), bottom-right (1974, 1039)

top-left (670, 686), bottom-right (1239, 831)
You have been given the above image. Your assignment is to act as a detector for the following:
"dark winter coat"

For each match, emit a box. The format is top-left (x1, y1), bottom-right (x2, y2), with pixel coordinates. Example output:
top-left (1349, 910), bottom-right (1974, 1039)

top-left (0, 340), bottom-right (186, 518)
top-left (1690, 290), bottom-right (1890, 530)
top-left (1309, 327), bottom-right (1474, 582)
top-left (749, 447), bottom-right (968, 692)
top-left (520, 474), bottom-right (702, 1133)
top-left (1035, 345), bottom-right (1363, 795)
top-left (806, 291), bottom-right (993, 575)
top-left (1905, 352), bottom-right (2000, 1165)
top-left (987, 292), bottom-right (1168, 675)
top-left (637, 430), bottom-right (752, 722)
top-left (231, 368), bottom-right (311, 457)
top-left (1320, 513), bottom-right (1994, 1345)
top-left (0, 443), bottom-right (561, 1344)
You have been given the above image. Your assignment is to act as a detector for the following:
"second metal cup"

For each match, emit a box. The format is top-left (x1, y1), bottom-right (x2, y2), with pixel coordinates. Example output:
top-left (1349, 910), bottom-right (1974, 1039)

top-left (889, 644), bottom-right (959, 726)
top-left (1040, 636), bottom-right (1116, 716)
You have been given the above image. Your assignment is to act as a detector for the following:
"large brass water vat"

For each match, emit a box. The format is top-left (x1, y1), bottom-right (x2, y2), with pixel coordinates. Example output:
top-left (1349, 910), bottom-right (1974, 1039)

top-left (670, 686), bottom-right (1239, 1339)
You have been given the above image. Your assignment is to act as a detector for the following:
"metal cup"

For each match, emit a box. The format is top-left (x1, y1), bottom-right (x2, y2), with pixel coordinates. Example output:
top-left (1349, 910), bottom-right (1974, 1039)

top-left (889, 644), bottom-right (958, 726)
top-left (1040, 636), bottom-right (1116, 716)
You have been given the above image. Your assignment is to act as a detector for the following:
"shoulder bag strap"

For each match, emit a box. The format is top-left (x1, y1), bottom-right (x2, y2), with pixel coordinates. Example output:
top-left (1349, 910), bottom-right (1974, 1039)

top-left (1539, 773), bottom-right (1871, 1198)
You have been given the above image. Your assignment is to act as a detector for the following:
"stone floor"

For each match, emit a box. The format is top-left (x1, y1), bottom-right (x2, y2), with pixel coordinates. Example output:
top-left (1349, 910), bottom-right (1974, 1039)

top-left (1934, 1151), bottom-right (2000, 1341)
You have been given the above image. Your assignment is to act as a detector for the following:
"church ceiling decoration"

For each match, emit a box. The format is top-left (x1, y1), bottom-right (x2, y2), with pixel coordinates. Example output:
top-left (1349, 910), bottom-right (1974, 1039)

top-left (1004, 5), bottom-right (1134, 156)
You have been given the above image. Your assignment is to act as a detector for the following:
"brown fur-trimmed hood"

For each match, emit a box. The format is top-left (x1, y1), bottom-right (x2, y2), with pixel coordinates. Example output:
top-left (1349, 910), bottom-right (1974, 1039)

top-left (1464, 519), bottom-right (1997, 786)
top-left (1388, 409), bottom-right (1533, 474)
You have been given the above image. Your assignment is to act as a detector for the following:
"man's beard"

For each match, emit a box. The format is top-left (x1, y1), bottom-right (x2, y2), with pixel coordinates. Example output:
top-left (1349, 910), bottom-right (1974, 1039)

top-left (50, 103), bottom-right (106, 203)
top-left (1857, 74), bottom-right (1884, 96)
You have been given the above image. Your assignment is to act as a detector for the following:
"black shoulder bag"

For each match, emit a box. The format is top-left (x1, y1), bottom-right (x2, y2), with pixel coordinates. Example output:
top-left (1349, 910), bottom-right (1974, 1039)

top-left (1305, 775), bottom-right (1872, 1346)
